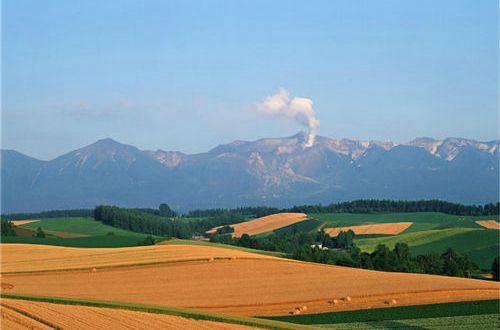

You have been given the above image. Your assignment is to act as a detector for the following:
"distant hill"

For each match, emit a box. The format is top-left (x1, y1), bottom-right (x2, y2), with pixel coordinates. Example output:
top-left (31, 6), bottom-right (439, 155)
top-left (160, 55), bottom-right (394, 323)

top-left (1, 133), bottom-right (498, 212)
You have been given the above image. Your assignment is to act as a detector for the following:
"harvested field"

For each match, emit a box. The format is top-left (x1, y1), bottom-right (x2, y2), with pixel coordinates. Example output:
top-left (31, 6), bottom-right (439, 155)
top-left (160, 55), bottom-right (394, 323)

top-left (11, 227), bottom-right (37, 238)
top-left (324, 222), bottom-right (413, 237)
top-left (207, 213), bottom-right (308, 237)
top-left (0, 298), bottom-right (262, 330)
top-left (0, 244), bottom-right (276, 273)
top-left (1, 244), bottom-right (498, 316)
top-left (475, 220), bottom-right (500, 230)
top-left (10, 220), bottom-right (39, 226)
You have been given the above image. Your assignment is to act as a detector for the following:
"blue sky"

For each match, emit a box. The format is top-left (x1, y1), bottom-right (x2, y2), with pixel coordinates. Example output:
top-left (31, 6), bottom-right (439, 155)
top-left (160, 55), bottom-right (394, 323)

top-left (2, 0), bottom-right (498, 159)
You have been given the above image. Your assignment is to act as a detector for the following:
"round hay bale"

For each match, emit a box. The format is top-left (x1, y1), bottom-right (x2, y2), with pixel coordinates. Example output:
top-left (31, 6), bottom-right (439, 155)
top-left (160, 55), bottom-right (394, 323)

top-left (343, 296), bottom-right (351, 302)
top-left (293, 309), bottom-right (301, 315)
top-left (91, 268), bottom-right (97, 273)
top-left (300, 305), bottom-right (307, 311)
top-left (390, 299), bottom-right (397, 304)
top-left (207, 257), bottom-right (214, 262)
top-left (231, 256), bottom-right (237, 260)
top-left (331, 299), bottom-right (339, 304)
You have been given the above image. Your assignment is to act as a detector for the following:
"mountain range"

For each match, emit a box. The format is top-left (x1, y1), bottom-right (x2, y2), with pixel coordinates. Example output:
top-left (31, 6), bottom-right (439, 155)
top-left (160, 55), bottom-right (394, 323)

top-left (1, 133), bottom-right (498, 213)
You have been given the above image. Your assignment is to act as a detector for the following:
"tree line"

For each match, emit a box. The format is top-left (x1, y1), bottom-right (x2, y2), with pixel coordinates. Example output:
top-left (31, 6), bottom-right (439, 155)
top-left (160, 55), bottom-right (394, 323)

top-left (3, 199), bottom-right (498, 220)
top-left (94, 206), bottom-right (190, 239)
top-left (93, 206), bottom-right (245, 239)
top-left (189, 200), bottom-right (499, 217)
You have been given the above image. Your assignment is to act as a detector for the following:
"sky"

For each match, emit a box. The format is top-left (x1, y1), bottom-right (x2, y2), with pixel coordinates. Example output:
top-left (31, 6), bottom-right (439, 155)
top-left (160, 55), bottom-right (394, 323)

top-left (2, 0), bottom-right (498, 160)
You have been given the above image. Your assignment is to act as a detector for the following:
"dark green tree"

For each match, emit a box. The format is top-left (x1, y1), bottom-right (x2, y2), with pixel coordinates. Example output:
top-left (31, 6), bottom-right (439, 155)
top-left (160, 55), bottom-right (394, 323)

top-left (1, 220), bottom-right (17, 236)
top-left (35, 227), bottom-right (46, 238)
top-left (492, 256), bottom-right (499, 281)
top-left (159, 203), bottom-right (177, 217)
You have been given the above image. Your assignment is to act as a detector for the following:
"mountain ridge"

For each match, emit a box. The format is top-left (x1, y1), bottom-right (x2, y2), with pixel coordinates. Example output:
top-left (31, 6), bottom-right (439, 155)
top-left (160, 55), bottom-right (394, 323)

top-left (1, 134), bottom-right (498, 212)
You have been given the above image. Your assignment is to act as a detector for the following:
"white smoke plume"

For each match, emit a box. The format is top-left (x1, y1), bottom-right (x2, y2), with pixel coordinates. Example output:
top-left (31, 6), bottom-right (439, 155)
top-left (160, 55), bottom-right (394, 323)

top-left (257, 88), bottom-right (320, 147)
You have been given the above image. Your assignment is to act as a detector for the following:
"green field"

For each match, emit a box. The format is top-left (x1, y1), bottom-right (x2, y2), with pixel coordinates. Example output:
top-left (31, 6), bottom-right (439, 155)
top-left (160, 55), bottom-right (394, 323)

top-left (355, 228), bottom-right (499, 268)
top-left (355, 228), bottom-right (476, 252)
top-left (311, 212), bottom-right (497, 233)
top-left (263, 299), bottom-right (500, 325)
top-left (323, 314), bottom-right (499, 329)
top-left (19, 217), bottom-right (146, 237)
top-left (0, 235), bottom-right (149, 248)
top-left (1, 217), bottom-right (150, 248)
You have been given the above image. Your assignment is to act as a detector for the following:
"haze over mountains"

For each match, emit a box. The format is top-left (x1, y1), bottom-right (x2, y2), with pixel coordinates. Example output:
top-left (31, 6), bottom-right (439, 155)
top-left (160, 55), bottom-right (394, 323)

top-left (2, 133), bottom-right (498, 213)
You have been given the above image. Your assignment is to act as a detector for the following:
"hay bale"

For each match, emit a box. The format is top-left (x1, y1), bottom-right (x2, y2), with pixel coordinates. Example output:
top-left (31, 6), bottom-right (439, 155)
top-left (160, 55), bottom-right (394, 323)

top-left (330, 299), bottom-right (339, 305)
top-left (91, 268), bottom-right (97, 273)
top-left (300, 305), bottom-right (307, 311)
top-left (207, 257), bottom-right (214, 262)
top-left (343, 296), bottom-right (351, 302)
top-left (384, 299), bottom-right (397, 305)
top-left (292, 309), bottom-right (301, 315)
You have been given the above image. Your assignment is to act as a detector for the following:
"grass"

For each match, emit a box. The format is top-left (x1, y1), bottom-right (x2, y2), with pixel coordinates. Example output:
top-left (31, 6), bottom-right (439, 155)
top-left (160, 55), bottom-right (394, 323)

top-left (158, 238), bottom-right (287, 257)
top-left (262, 299), bottom-right (499, 325)
top-left (0, 235), bottom-right (148, 248)
top-left (411, 229), bottom-right (500, 269)
top-left (0, 293), bottom-right (313, 330)
top-left (321, 314), bottom-right (499, 329)
top-left (19, 217), bottom-right (145, 237)
top-left (355, 228), bottom-right (499, 268)
top-left (354, 228), bottom-right (476, 252)
top-left (311, 212), bottom-right (498, 233)
top-left (274, 219), bottom-right (324, 235)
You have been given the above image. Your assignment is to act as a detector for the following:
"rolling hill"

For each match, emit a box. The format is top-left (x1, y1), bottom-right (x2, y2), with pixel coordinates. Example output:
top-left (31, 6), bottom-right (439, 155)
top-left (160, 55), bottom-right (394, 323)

top-left (1, 244), bottom-right (498, 317)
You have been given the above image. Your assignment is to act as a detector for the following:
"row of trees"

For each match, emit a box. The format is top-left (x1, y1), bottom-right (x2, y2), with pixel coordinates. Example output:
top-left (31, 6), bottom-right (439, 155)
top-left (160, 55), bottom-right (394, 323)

top-left (2, 209), bottom-right (95, 220)
top-left (186, 206), bottom-right (280, 218)
top-left (287, 200), bottom-right (499, 216)
top-left (188, 200), bottom-right (499, 217)
top-left (93, 206), bottom-right (247, 239)
top-left (94, 206), bottom-right (191, 239)
top-left (2, 203), bottom-right (177, 221)
top-left (210, 229), bottom-right (486, 278)
top-left (4, 199), bottom-right (498, 220)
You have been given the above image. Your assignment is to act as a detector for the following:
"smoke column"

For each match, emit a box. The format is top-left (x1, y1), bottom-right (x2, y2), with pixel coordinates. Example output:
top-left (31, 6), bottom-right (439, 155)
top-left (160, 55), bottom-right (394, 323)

top-left (257, 88), bottom-right (320, 147)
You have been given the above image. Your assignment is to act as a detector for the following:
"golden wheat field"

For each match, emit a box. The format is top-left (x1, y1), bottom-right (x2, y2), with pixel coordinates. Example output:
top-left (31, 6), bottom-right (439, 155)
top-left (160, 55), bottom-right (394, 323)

top-left (207, 213), bottom-right (308, 237)
top-left (0, 298), bottom-right (263, 330)
top-left (9, 220), bottom-right (40, 226)
top-left (323, 222), bottom-right (413, 237)
top-left (475, 220), bottom-right (500, 230)
top-left (1, 244), bottom-right (498, 316)
top-left (0, 244), bottom-right (276, 273)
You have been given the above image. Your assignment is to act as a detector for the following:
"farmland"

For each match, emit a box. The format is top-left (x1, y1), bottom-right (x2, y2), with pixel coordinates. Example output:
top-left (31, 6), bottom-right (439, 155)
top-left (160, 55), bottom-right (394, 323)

top-left (207, 213), bottom-right (308, 237)
top-left (323, 222), bottom-right (412, 237)
top-left (264, 299), bottom-right (500, 329)
top-left (355, 228), bottom-right (499, 268)
top-left (1, 244), bottom-right (498, 317)
top-left (18, 217), bottom-right (146, 237)
top-left (0, 298), bottom-right (266, 330)
top-left (476, 220), bottom-right (500, 229)
top-left (311, 212), bottom-right (497, 233)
